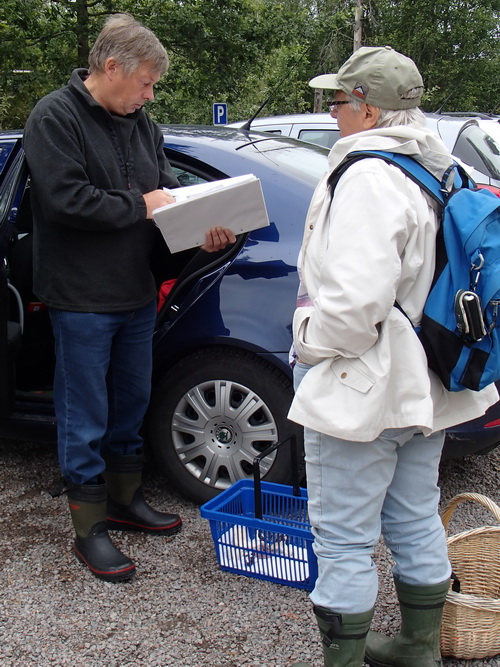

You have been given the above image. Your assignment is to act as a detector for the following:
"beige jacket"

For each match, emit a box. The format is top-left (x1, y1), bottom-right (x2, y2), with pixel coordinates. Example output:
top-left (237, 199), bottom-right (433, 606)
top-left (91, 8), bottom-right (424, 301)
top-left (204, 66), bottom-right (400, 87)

top-left (288, 126), bottom-right (498, 440)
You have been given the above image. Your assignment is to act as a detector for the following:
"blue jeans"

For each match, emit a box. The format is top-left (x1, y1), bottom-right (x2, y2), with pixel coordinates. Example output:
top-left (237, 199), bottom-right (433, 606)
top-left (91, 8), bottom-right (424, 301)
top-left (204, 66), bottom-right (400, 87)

top-left (293, 361), bottom-right (451, 614)
top-left (50, 301), bottom-right (157, 485)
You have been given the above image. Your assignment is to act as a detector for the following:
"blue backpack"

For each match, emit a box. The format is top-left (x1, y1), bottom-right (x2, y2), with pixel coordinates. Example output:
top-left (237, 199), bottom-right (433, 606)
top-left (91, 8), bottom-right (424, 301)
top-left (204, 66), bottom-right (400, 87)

top-left (328, 150), bottom-right (500, 392)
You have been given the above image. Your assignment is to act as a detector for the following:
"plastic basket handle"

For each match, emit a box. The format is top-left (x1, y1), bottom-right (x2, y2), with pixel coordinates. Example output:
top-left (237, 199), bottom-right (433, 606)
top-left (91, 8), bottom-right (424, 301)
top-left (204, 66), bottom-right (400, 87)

top-left (441, 492), bottom-right (500, 532)
top-left (252, 434), bottom-right (301, 520)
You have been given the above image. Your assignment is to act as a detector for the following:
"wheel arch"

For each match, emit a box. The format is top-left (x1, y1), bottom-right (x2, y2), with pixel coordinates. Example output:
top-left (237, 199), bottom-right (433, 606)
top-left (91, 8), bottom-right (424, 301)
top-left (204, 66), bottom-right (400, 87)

top-left (145, 344), bottom-right (303, 504)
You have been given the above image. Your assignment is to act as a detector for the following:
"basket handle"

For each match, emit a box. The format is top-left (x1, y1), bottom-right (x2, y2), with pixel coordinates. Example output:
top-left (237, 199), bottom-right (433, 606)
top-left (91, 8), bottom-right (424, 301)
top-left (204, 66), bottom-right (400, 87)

top-left (441, 492), bottom-right (500, 532)
top-left (252, 434), bottom-right (301, 520)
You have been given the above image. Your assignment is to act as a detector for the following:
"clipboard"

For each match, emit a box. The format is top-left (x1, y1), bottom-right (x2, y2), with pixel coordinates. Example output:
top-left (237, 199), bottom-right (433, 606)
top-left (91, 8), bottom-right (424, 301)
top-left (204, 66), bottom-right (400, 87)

top-left (152, 174), bottom-right (270, 253)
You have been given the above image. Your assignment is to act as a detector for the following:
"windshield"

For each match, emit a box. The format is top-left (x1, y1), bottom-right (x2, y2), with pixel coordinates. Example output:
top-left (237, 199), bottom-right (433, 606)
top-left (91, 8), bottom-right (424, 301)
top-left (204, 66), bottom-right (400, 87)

top-left (453, 125), bottom-right (500, 182)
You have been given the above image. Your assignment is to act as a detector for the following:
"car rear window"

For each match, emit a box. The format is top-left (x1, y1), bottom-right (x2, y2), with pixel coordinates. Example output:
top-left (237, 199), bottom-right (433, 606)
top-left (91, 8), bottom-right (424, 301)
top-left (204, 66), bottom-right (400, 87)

top-left (297, 128), bottom-right (340, 149)
top-left (453, 125), bottom-right (500, 182)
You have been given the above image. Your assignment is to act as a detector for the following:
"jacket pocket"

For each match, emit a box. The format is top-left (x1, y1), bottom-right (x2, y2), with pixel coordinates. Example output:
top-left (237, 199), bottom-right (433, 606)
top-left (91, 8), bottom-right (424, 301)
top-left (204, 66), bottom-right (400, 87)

top-left (331, 357), bottom-right (375, 394)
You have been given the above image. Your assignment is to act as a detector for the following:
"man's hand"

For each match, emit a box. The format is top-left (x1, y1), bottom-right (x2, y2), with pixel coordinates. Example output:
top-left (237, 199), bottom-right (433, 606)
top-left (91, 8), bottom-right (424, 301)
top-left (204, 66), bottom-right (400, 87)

top-left (143, 189), bottom-right (176, 219)
top-left (201, 227), bottom-right (237, 253)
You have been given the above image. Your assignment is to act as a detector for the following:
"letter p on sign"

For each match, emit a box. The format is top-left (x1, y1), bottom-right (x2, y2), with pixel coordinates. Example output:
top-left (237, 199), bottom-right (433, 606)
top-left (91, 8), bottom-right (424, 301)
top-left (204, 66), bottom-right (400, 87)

top-left (213, 103), bottom-right (228, 125)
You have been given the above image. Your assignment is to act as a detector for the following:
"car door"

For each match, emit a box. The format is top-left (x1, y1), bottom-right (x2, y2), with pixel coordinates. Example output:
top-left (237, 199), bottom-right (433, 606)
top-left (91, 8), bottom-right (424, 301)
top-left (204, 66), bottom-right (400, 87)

top-left (0, 137), bottom-right (28, 417)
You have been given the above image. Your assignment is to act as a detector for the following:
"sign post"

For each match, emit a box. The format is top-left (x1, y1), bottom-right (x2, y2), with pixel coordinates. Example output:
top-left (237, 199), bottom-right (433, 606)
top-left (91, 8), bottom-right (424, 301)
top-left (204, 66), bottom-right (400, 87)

top-left (213, 103), bottom-right (228, 125)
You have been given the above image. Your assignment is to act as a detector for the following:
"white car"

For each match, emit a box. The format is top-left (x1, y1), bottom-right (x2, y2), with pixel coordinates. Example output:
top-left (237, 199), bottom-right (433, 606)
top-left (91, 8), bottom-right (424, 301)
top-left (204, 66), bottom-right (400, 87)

top-left (229, 112), bottom-right (341, 149)
top-left (229, 112), bottom-right (500, 191)
top-left (477, 117), bottom-right (500, 145)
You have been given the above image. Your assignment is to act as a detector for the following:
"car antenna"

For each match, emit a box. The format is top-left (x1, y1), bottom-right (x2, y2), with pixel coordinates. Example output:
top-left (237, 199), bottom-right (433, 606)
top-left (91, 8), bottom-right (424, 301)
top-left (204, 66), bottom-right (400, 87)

top-left (240, 97), bottom-right (272, 131)
top-left (240, 50), bottom-right (309, 131)
top-left (434, 90), bottom-right (455, 115)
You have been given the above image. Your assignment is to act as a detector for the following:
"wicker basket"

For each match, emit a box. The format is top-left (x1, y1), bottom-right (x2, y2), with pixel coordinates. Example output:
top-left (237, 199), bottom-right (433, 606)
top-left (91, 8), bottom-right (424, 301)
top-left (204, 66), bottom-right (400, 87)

top-left (440, 492), bottom-right (500, 659)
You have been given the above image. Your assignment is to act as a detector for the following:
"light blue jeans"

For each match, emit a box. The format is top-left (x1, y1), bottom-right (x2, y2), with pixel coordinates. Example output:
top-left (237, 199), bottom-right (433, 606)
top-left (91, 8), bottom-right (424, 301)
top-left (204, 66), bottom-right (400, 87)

top-left (293, 361), bottom-right (451, 614)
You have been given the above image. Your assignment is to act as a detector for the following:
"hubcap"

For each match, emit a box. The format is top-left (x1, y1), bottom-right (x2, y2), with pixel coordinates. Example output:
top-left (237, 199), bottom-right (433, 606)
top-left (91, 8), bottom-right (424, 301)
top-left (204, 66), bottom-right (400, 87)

top-left (171, 379), bottom-right (278, 490)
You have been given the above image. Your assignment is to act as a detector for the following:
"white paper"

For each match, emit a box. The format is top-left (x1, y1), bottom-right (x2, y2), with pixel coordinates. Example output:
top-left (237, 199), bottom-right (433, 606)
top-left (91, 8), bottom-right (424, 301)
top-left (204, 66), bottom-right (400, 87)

top-left (152, 174), bottom-right (270, 253)
top-left (163, 173), bottom-right (257, 202)
top-left (216, 525), bottom-right (310, 583)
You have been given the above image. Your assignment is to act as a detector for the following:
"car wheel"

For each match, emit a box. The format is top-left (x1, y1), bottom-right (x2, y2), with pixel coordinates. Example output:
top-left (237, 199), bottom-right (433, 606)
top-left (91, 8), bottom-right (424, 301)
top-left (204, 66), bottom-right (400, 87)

top-left (147, 347), bottom-right (302, 504)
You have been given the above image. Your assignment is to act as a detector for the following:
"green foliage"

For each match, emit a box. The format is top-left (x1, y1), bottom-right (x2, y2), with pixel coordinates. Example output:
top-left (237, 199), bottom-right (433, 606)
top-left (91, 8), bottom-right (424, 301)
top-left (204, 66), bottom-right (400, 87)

top-left (0, 0), bottom-right (499, 129)
top-left (367, 0), bottom-right (500, 112)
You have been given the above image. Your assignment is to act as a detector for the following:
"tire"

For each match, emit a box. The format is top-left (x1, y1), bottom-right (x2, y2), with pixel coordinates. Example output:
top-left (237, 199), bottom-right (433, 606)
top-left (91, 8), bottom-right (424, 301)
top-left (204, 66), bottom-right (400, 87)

top-left (146, 347), bottom-right (303, 504)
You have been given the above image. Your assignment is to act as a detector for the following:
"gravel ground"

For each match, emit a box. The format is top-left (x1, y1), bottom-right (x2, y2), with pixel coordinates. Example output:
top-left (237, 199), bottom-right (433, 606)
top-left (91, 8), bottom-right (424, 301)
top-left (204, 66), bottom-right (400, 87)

top-left (0, 435), bottom-right (499, 667)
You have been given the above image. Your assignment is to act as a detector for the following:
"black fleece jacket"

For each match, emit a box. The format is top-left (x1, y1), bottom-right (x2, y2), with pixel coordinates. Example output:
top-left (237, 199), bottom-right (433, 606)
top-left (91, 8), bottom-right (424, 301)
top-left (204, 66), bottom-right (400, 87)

top-left (23, 69), bottom-right (179, 312)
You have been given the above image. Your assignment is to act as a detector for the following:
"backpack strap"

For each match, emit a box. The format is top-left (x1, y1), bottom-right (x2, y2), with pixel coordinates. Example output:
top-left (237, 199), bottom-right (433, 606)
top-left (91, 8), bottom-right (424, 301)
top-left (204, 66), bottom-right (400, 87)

top-left (326, 150), bottom-right (461, 329)
top-left (328, 150), bottom-right (448, 206)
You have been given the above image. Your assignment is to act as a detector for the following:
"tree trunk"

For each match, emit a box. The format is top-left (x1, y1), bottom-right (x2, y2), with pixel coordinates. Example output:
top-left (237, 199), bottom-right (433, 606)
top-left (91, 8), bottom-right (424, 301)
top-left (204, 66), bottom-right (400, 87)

top-left (354, 0), bottom-right (362, 51)
top-left (76, 0), bottom-right (90, 67)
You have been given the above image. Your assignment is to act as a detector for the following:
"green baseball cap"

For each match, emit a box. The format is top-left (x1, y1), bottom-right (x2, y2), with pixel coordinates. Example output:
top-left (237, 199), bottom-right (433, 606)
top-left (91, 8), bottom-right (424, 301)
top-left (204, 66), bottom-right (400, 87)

top-left (309, 46), bottom-right (424, 110)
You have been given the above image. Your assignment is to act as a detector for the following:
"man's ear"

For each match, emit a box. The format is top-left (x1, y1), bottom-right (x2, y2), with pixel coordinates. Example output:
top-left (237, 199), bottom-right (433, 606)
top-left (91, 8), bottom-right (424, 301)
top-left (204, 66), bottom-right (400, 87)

top-left (363, 104), bottom-right (380, 130)
top-left (103, 58), bottom-right (119, 79)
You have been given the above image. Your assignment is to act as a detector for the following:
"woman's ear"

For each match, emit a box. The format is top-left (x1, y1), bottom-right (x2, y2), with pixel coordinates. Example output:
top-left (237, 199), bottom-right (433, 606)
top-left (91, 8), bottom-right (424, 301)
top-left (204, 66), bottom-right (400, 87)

top-left (363, 104), bottom-right (380, 131)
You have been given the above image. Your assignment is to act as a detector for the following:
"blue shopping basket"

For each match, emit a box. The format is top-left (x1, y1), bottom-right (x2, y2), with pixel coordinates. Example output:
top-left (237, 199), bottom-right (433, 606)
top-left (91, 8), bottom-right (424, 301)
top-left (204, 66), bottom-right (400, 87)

top-left (200, 435), bottom-right (317, 590)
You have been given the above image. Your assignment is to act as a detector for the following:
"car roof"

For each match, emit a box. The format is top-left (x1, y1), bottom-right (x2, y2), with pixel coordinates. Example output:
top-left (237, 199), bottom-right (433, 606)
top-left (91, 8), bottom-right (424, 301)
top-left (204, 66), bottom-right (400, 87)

top-left (228, 112), bottom-right (482, 148)
top-left (228, 113), bottom-right (336, 128)
top-left (1, 124), bottom-right (328, 186)
top-left (424, 113), bottom-right (482, 150)
top-left (230, 111), bottom-right (485, 139)
top-left (230, 113), bottom-right (334, 124)
top-left (159, 122), bottom-right (329, 150)
top-left (0, 123), bottom-right (331, 145)
top-left (0, 130), bottom-right (23, 140)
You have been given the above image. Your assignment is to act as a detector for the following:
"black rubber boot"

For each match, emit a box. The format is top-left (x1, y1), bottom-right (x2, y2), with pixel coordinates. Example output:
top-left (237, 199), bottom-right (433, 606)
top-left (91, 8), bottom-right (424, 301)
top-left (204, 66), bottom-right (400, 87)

top-left (105, 453), bottom-right (182, 535)
top-left (293, 605), bottom-right (374, 666)
top-left (365, 578), bottom-right (450, 667)
top-left (68, 482), bottom-right (136, 582)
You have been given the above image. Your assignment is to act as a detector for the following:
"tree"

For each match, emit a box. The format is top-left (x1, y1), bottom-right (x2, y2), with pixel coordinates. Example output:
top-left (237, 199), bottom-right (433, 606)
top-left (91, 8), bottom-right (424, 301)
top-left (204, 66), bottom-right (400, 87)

top-left (0, 0), bottom-right (118, 128)
top-left (364, 0), bottom-right (500, 112)
top-left (1, 0), bottom-right (499, 130)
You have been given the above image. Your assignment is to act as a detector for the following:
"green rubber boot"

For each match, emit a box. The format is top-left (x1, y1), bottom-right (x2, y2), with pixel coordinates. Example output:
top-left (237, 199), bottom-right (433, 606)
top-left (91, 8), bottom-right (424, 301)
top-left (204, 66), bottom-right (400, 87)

top-left (293, 605), bottom-right (374, 666)
top-left (105, 453), bottom-right (182, 535)
top-left (365, 578), bottom-right (450, 667)
top-left (68, 482), bottom-right (135, 582)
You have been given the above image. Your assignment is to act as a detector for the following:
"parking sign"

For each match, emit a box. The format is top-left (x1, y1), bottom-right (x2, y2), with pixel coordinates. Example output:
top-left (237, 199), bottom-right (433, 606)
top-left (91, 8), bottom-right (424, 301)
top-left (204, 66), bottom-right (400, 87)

top-left (213, 103), bottom-right (228, 125)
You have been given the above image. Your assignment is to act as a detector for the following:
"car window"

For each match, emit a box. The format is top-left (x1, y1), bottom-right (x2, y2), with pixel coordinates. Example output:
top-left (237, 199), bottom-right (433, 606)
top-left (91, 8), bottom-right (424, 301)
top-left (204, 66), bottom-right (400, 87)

top-left (453, 125), bottom-right (500, 182)
top-left (297, 129), bottom-right (340, 149)
top-left (253, 123), bottom-right (292, 136)
top-left (172, 166), bottom-right (208, 187)
top-left (0, 149), bottom-right (28, 261)
top-left (0, 141), bottom-right (16, 176)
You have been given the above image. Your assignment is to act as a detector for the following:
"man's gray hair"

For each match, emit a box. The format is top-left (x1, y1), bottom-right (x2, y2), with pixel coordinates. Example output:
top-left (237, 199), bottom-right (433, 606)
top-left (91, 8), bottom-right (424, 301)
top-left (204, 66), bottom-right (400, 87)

top-left (348, 89), bottom-right (426, 128)
top-left (88, 13), bottom-right (169, 76)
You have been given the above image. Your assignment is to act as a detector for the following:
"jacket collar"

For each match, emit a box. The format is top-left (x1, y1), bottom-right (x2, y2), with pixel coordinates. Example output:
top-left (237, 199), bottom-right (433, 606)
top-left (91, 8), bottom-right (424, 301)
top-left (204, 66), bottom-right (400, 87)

top-left (328, 125), bottom-right (453, 182)
top-left (68, 68), bottom-right (142, 122)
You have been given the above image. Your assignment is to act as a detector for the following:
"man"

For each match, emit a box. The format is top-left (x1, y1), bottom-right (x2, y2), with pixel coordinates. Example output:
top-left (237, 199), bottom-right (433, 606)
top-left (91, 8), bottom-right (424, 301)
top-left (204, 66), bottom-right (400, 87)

top-left (289, 47), bottom-right (498, 666)
top-left (23, 13), bottom-right (235, 582)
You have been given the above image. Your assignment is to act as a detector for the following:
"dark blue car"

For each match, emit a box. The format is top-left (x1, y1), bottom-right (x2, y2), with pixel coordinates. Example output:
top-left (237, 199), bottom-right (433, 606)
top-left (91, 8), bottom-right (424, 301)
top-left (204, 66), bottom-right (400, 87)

top-left (1, 126), bottom-right (500, 504)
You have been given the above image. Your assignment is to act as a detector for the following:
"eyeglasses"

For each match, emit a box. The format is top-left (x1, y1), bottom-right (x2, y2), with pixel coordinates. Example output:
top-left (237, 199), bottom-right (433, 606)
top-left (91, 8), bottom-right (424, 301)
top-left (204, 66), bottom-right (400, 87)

top-left (328, 100), bottom-right (351, 111)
